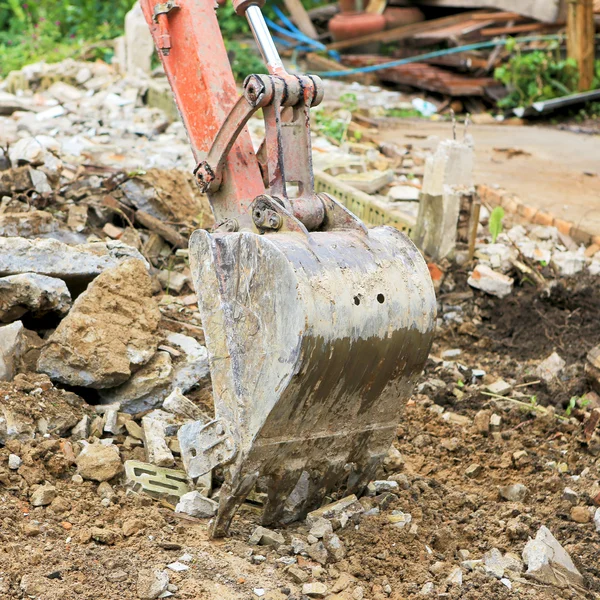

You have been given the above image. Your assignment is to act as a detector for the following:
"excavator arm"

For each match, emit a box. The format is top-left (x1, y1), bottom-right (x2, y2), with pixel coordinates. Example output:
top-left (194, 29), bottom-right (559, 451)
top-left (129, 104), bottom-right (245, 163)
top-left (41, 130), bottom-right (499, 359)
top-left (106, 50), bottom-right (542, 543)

top-left (141, 0), bottom-right (436, 538)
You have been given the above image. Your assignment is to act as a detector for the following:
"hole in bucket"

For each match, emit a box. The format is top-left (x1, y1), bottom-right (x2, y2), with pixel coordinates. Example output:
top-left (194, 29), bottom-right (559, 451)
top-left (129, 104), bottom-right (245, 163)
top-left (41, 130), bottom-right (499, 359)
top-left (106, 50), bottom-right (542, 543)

top-left (377, 294), bottom-right (385, 304)
top-left (353, 296), bottom-right (361, 306)
top-left (190, 448), bottom-right (197, 457)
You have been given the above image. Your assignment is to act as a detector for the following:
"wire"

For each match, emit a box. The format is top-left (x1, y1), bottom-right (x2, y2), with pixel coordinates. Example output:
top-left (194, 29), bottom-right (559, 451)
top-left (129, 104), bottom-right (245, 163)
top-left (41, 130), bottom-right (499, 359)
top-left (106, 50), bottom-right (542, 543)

top-left (313, 35), bottom-right (569, 77)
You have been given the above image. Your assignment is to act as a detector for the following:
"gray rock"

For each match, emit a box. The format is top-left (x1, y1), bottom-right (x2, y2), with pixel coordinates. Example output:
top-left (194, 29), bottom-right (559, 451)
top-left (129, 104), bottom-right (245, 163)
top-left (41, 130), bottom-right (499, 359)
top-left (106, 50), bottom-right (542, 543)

top-left (366, 480), bottom-right (399, 495)
top-left (0, 237), bottom-right (147, 282)
top-left (323, 533), bottom-right (346, 562)
top-left (0, 321), bottom-right (25, 381)
top-left (447, 566), bottom-right (463, 586)
top-left (562, 487), bottom-right (579, 505)
top-left (499, 483), bottom-right (529, 502)
top-left (71, 415), bottom-right (90, 440)
top-left (249, 526), bottom-right (285, 547)
top-left (307, 541), bottom-right (328, 564)
top-left (38, 259), bottom-right (159, 389)
top-left (136, 569), bottom-right (169, 600)
top-left (100, 334), bottom-right (209, 413)
top-left (419, 582), bottom-right (435, 595)
top-left (388, 510), bottom-right (412, 528)
top-left (483, 548), bottom-right (505, 579)
top-left (522, 525), bottom-right (583, 588)
top-left (291, 537), bottom-right (307, 555)
top-left (175, 491), bottom-right (217, 518)
top-left (30, 483), bottom-right (57, 507)
top-left (309, 517), bottom-right (333, 539)
top-left (0, 273), bottom-right (71, 323)
top-left (75, 442), bottom-right (122, 482)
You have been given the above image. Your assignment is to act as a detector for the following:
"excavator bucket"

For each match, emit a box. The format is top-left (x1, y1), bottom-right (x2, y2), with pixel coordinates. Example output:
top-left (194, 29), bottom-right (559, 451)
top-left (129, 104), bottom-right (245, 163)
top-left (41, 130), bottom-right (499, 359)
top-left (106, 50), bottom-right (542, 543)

top-left (140, 0), bottom-right (436, 537)
top-left (180, 225), bottom-right (435, 537)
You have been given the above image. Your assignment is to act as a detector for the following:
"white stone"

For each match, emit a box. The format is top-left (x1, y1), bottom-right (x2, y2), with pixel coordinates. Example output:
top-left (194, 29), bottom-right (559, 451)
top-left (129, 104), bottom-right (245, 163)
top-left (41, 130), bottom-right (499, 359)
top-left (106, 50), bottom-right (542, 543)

top-left (552, 250), bottom-right (588, 276)
top-left (388, 185), bottom-right (420, 202)
top-left (594, 507), bottom-right (600, 533)
top-left (137, 569), bottom-right (169, 600)
top-left (166, 562), bottom-right (189, 572)
top-left (175, 491), bottom-right (218, 518)
top-left (142, 415), bottom-right (175, 467)
top-left (8, 454), bottom-right (22, 470)
top-left (535, 352), bottom-right (566, 383)
top-left (522, 525), bottom-right (583, 588)
top-left (468, 264), bottom-right (513, 298)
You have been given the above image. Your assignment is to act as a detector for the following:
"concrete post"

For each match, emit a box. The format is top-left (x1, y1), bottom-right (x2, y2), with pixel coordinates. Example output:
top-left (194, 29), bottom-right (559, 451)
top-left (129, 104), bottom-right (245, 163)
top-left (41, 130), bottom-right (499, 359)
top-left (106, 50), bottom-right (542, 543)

top-left (125, 2), bottom-right (155, 76)
top-left (414, 137), bottom-right (474, 260)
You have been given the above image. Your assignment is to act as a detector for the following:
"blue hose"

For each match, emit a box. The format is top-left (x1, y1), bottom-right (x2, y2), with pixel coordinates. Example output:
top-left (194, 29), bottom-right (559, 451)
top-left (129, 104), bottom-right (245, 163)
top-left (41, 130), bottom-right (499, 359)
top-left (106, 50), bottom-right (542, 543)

top-left (314, 35), bottom-right (568, 77)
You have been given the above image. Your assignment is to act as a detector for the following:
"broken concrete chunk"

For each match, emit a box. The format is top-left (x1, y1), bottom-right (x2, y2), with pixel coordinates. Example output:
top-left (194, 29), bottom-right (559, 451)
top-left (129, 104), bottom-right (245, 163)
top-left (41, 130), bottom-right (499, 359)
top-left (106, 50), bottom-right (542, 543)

top-left (366, 480), bottom-right (399, 496)
top-left (100, 334), bottom-right (209, 413)
top-left (8, 135), bottom-right (61, 168)
top-left (0, 210), bottom-right (58, 237)
top-left (99, 351), bottom-right (173, 411)
top-left (467, 264), bottom-right (513, 298)
top-left (0, 321), bottom-right (25, 381)
top-left (486, 379), bottom-right (512, 397)
top-left (483, 548), bottom-right (505, 579)
top-left (38, 259), bottom-right (160, 388)
top-left (499, 483), bottom-right (529, 503)
top-left (175, 491), bottom-right (217, 518)
top-left (163, 387), bottom-right (205, 421)
top-left (522, 525), bottom-right (584, 589)
top-left (302, 582), bottom-right (328, 599)
top-left (323, 533), bottom-right (346, 561)
top-left (30, 484), bottom-right (57, 507)
top-left (307, 541), bottom-right (328, 564)
top-left (306, 495), bottom-right (364, 527)
top-left (309, 517), bottom-right (334, 539)
top-left (75, 442), bottom-right (123, 482)
top-left (335, 170), bottom-right (394, 194)
top-left (157, 270), bottom-right (189, 294)
top-left (0, 273), bottom-right (71, 323)
top-left (249, 526), bottom-right (285, 547)
top-left (142, 414), bottom-right (175, 467)
top-left (535, 352), bottom-right (566, 383)
top-left (388, 510), bottom-right (412, 528)
top-left (137, 569), bottom-right (170, 600)
top-left (0, 237), bottom-right (148, 282)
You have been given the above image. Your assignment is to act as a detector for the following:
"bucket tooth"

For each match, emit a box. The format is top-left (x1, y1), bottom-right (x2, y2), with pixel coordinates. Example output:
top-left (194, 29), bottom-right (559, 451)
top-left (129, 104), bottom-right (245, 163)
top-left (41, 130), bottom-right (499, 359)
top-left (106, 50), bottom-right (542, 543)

top-left (189, 225), bottom-right (436, 537)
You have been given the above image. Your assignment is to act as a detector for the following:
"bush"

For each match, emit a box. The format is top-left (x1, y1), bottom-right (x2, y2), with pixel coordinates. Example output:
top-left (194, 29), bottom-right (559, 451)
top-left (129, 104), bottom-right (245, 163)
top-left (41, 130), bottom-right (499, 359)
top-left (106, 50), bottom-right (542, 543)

top-left (494, 38), bottom-right (600, 110)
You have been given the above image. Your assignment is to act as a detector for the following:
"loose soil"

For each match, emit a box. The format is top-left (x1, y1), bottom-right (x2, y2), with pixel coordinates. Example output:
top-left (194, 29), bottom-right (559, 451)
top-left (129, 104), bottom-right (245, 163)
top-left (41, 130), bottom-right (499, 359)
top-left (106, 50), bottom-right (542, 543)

top-left (1, 271), bottom-right (600, 600)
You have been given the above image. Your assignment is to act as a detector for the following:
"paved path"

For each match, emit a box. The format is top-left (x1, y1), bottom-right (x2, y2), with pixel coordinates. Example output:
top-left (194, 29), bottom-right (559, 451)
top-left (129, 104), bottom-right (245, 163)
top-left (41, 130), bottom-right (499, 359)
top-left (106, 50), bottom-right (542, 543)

top-left (380, 120), bottom-right (600, 238)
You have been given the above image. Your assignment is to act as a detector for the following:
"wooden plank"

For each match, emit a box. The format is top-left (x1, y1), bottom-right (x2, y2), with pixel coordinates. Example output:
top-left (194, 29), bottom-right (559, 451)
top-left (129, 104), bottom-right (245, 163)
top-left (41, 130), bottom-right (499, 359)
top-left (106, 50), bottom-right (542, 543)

top-left (567, 0), bottom-right (595, 91)
top-left (471, 11), bottom-right (523, 20)
top-left (282, 0), bottom-right (319, 39)
top-left (414, 0), bottom-right (562, 23)
top-left (326, 10), bottom-right (485, 51)
top-left (304, 52), bottom-right (377, 85)
top-left (480, 22), bottom-right (547, 35)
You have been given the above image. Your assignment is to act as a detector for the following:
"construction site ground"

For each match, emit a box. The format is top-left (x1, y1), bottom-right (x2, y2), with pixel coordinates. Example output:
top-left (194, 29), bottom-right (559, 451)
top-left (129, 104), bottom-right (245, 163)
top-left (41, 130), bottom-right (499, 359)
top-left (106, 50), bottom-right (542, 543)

top-left (2, 264), bottom-right (600, 599)
top-left (1, 59), bottom-right (600, 600)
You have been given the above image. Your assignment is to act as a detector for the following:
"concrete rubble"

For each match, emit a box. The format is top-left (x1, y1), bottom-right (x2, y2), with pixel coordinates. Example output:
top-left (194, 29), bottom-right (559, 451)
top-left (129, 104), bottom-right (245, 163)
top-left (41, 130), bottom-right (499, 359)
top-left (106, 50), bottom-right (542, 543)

top-left (522, 526), bottom-right (584, 589)
top-left (0, 50), bottom-right (599, 600)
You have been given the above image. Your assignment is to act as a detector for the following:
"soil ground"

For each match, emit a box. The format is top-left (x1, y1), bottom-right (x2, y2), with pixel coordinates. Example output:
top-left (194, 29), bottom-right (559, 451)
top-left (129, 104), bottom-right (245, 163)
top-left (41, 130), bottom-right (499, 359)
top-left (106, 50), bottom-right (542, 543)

top-left (1, 267), bottom-right (600, 600)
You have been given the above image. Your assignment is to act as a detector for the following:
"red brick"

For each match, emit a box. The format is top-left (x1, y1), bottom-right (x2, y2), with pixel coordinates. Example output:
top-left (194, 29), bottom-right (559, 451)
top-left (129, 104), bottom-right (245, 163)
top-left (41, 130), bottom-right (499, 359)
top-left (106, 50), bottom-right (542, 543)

top-left (517, 204), bottom-right (538, 221)
top-left (553, 218), bottom-right (573, 236)
top-left (532, 211), bottom-right (553, 227)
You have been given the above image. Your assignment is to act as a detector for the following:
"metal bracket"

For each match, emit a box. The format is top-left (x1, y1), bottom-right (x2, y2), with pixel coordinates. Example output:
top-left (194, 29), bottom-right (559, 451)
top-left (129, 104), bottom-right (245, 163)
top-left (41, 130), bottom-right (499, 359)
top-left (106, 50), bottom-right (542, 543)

top-left (153, 0), bottom-right (180, 21)
top-left (178, 418), bottom-right (238, 479)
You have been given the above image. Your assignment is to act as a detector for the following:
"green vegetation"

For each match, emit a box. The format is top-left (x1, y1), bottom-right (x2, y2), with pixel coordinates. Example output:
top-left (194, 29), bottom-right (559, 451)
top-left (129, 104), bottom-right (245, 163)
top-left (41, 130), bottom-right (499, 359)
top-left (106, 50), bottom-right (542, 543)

top-left (312, 92), bottom-right (361, 145)
top-left (494, 38), bottom-right (600, 110)
top-left (0, 0), bottom-right (137, 75)
top-left (488, 206), bottom-right (505, 243)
